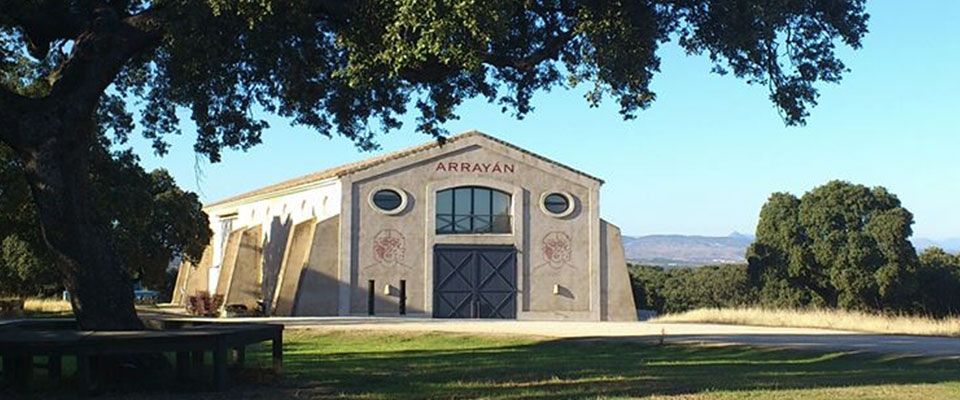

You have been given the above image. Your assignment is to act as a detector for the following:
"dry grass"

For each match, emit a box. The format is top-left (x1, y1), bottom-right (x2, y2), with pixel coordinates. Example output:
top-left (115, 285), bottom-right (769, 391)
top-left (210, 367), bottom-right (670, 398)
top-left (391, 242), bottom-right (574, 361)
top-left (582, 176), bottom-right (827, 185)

top-left (654, 307), bottom-right (960, 337)
top-left (23, 297), bottom-right (73, 314)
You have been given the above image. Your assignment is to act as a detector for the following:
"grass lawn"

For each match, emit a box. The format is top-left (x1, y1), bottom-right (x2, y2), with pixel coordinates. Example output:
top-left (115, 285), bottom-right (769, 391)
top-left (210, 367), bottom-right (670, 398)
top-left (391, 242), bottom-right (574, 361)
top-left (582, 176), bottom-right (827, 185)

top-left (12, 329), bottom-right (960, 399)
top-left (242, 330), bottom-right (960, 399)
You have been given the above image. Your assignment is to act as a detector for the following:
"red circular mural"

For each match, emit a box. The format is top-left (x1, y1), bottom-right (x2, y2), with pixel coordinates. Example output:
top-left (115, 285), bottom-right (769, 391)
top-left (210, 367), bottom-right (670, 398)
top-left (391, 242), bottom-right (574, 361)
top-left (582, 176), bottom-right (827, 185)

top-left (373, 229), bottom-right (405, 266)
top-left (541, 231), bottom-right (572, 267)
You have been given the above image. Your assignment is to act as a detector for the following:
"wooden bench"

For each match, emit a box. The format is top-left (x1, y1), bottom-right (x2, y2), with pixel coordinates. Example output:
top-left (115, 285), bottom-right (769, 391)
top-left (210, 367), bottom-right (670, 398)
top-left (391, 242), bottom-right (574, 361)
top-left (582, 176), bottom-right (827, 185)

top-left (0, 322), bottom-right (282, 395)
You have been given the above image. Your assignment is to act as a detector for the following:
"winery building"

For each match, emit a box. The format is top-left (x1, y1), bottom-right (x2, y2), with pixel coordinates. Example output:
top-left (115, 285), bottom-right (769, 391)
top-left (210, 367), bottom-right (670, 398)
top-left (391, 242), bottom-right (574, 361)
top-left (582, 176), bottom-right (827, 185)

top-left (173, 131), bottom-right (637, 320)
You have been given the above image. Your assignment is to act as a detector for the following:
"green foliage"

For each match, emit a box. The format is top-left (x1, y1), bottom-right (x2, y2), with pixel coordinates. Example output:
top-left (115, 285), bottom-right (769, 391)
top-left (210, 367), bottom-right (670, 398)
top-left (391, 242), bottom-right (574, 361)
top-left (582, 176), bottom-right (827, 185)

top-left (2, 1), bottom-right (870, 160)
top-left (0, 1), bottom-right (870, 322)
top-left (632, 181), bottom-right (960, 318)
top-left (0, 234), bottom-right (59, 296)
top-left (91, 148), bottom-right (212, 290)
top-left (916, 247), bottom-right (960, 317)
top-left (748, 180), bottom-right (923, 313)
top-left (0, 142), bottom-right (211, 297)
top-left (0, 144), bottom-right (58, 296)
top-left (628, 264), bottom-right (667, 312)
top-left (629, 264), bottom-right (755, 314)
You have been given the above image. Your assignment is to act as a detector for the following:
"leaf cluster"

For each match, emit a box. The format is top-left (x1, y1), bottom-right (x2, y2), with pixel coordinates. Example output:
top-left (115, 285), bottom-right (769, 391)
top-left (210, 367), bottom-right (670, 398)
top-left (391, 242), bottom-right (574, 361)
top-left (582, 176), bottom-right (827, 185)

top-left (0, 140), bottom-right (211, 297)
top-left (748, 180), bottom-right (922, 313)
top-left (629, 263), bottom-right (755, 314)
top-left (2, 1), bottom-right (870, 163)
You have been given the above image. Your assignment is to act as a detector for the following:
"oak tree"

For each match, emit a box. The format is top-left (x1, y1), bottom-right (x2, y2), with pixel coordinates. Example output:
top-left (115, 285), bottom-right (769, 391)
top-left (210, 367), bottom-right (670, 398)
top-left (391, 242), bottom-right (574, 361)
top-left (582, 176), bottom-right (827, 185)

top-left (747, 181), bottom-right (920, 312)
top-left (0, 142), bottom-right (210, 300)
top-left (0, 1), bottom-right (869, 329)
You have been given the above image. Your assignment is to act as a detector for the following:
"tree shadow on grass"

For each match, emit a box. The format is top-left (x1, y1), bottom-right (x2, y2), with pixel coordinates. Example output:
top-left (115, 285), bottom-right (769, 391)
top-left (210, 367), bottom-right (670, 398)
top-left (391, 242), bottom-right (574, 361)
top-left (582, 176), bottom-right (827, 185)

top-left (261, 334), bottom-right (960, 399)
top-left (11, 332), bottom-right (960, 399)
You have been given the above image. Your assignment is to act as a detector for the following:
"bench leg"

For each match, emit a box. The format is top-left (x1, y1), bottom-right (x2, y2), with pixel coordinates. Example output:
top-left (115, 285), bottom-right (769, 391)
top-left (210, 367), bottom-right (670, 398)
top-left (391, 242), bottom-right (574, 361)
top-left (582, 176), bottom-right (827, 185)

top-left (191, 351), bottom-right (204, 369)
top-left (233, 347), bottom-right (246, 367)
top-left (11, 355), bottom-right (32, 391)
top-left (213, 341), bottom-right (228, 391)
top-left (48, 355), bottom-right (62, 382)
top-left (2, 355), bottom-right (11, 386)
top-left (76, 353), bottom-right (91, 397)
top-left (176, 352), bottom-right (190, 382)
top-left (272, 334), bottom-right (283, 376)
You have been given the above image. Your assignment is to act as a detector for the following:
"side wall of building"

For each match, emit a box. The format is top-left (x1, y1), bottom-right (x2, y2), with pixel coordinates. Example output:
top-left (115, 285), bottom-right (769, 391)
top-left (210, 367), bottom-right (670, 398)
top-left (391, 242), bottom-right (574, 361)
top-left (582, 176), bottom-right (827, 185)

top-left (173, 245), bottom-right (212, 305)
top-left (293, 215), bottom-right (341, 315)
top-left (202, 180), bottom-right (343, 309)
top-left (272, 218), bottom-right (317, 316)
top-left (600, 220), bottom-right (638, 321)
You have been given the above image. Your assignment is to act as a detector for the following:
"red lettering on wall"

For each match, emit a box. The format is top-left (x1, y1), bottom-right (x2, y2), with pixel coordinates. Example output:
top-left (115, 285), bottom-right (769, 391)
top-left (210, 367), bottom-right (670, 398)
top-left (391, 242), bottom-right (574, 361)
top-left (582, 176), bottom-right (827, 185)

top-left (433, 161), bottom-right (516, 174)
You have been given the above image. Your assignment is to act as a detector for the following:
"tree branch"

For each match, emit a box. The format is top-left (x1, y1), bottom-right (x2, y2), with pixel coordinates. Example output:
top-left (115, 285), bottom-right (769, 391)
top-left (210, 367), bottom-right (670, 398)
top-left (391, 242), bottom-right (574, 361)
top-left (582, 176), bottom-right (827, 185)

top-left (483, 29), bottom-right (574, 71)
top-left (0, 86), bottom-right (41, 154)
top-left (0, 1), bottom-right (89, 58)
top-left (46, 5), bottom-right (164, 118)
top-left (306, 0), bottom-right (361, 24)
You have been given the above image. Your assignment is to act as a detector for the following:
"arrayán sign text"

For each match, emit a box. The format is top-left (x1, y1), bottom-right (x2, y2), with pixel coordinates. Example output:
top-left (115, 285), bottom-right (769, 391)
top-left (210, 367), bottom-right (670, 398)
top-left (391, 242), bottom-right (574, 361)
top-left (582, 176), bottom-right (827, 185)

top-left (435, 161), bottom-right (515, 174)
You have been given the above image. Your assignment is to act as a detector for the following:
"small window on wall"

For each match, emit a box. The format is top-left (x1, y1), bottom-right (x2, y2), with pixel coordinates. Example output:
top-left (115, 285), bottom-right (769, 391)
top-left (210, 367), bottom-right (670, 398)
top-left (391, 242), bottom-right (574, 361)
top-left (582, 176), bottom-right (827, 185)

top-left (370, 188), bottom-right (406, 214)
top-left (436, 186), bottom-right (511, 234)
top-left (542, 192), bottom-right (574, 217)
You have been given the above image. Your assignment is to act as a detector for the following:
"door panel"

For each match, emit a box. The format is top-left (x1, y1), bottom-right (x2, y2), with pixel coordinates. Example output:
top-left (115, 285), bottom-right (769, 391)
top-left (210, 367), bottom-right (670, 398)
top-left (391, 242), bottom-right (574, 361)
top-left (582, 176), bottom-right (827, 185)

top-left (434, 245), bottom-right (517, 319)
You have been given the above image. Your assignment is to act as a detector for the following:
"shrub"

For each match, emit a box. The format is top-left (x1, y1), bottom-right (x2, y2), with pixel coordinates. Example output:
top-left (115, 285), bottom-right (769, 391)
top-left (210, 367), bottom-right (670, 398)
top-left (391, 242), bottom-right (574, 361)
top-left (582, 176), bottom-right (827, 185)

top-left (223, 303), bottom-right (264, 317)
top-left (628, 264), bottom-right (757, 314)
top-left (0, 298), bottom-right (24, 317)
top-left (186, 291), bottom-right (223, 317)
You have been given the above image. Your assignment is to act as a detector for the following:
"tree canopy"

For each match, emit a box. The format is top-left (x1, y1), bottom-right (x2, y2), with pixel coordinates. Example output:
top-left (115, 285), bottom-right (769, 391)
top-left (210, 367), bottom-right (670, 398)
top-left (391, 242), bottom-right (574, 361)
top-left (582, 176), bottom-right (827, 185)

top-left (629, 182), bottom-right (960, 317)
top-left (2, 0), bottom-right (870, 159)
top-left (0, 140), bottom-right (211, 298)
top-left (916, 247), bottom-right (960, 317)
top-left (0, 0), bottom-right (870, 328)
top-left (747, 180), bottom-right (920, 312)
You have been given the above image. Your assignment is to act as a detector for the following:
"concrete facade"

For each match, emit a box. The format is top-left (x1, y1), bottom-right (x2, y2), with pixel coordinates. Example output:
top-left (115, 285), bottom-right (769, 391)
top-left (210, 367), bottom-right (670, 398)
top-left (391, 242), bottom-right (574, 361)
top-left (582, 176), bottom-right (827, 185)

top-left (173, 131), bottom-right (636, 321)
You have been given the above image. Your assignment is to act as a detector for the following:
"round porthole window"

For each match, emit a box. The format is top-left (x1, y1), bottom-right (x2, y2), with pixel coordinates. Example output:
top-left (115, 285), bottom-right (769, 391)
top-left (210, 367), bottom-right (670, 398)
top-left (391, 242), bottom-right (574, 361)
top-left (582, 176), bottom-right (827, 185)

top-left (541, 192), bottom-right (573, 217)
top-left (370, 188), bottom-right (406, 215)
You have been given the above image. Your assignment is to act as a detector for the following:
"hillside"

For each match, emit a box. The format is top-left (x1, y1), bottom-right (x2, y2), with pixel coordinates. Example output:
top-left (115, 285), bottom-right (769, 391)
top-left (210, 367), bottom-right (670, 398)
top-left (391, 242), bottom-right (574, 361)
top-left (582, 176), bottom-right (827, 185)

top-left (912, 238), bottom-right (960, 253)
top-left (622, 233), bottom-right (960, 267)
top-left (622, 233), bottom-right (753, 267)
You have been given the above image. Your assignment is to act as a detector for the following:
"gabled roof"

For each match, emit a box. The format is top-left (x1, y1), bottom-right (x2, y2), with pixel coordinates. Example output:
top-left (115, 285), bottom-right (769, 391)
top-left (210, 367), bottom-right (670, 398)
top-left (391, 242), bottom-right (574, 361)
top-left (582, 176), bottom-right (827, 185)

top-left (206, 130), bottom-right (603, 209)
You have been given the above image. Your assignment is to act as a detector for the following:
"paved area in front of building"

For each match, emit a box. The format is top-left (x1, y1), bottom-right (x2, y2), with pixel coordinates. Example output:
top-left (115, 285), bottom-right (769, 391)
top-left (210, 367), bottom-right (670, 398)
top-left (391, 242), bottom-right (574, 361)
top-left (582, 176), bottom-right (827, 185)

top-left (201, 317), bottom-right (960, 359)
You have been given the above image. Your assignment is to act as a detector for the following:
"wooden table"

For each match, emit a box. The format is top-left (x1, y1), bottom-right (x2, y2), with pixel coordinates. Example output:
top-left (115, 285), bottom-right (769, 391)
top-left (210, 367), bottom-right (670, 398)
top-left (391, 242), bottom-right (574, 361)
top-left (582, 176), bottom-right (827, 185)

top-left (0, 323), bottom-right (282, 395)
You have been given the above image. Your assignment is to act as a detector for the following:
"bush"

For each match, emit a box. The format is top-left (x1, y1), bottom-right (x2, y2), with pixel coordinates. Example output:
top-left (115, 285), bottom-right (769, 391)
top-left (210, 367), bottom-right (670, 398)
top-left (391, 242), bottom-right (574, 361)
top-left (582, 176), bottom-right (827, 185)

top-left (186, 291), bottom-right (223, 317)
top-left (223, 303), bottom-right (264, 317)
top-left (915, 247), bottom-right (960, 317)
top-left (628, 264), bottom-right (756, 314)
top-left (0, 298), bottom-right (24, 317)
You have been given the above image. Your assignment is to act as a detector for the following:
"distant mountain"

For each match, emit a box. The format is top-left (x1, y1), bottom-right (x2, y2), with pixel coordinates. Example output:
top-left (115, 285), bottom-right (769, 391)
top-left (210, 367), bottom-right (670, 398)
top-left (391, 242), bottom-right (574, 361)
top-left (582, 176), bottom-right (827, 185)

top-left (622, 233), bottom-right (960, 267)
top-left (622, 233), bottom-right (753, 267)
top-left (911, 238), bottom-right (960, 253)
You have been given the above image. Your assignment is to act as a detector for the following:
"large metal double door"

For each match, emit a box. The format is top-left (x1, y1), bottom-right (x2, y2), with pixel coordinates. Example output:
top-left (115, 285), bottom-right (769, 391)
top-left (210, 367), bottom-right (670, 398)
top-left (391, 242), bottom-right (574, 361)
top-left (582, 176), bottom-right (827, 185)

top-left (433, 245), bottom-right (517, 319)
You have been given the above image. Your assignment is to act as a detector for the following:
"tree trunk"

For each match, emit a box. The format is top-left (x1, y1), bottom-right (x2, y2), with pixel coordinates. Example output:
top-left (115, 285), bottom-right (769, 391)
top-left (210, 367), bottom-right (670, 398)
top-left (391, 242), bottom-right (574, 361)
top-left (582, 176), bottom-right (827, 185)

top-left (18, 108), bottom-right (142, 330)
top-left (0, 4), bottom-right (168, 332)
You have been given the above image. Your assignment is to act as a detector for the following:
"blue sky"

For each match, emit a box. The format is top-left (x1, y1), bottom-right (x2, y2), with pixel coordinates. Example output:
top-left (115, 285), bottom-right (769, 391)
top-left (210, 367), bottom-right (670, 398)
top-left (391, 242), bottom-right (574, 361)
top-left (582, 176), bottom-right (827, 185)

top-left (128, 2), bottom-right (959, 239)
